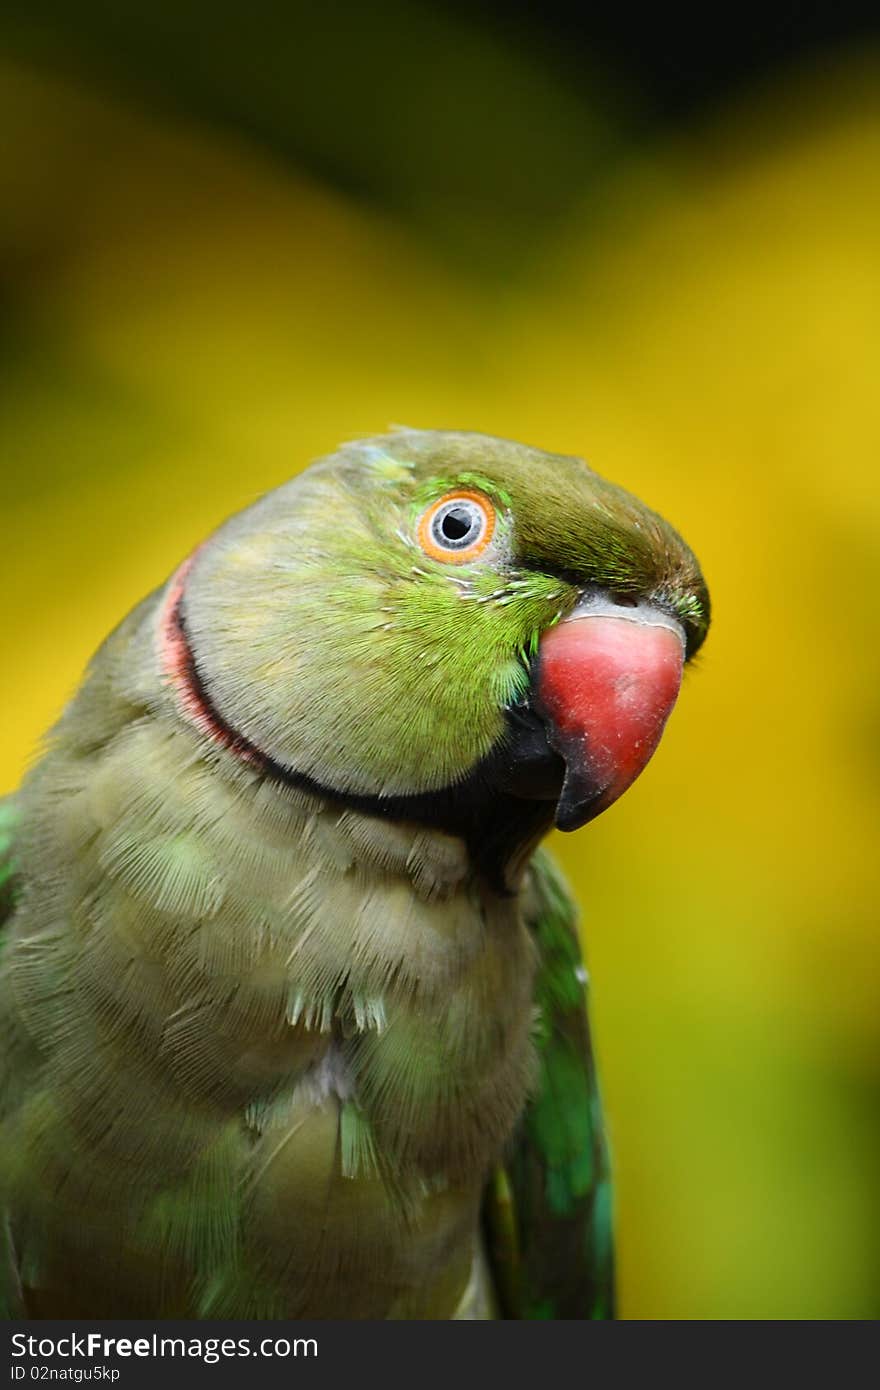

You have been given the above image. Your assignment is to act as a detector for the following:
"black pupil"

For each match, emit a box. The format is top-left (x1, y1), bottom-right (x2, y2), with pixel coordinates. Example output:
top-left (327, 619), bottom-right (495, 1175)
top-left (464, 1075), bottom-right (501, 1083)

top-left (440, 506), bottom-right (473, 542)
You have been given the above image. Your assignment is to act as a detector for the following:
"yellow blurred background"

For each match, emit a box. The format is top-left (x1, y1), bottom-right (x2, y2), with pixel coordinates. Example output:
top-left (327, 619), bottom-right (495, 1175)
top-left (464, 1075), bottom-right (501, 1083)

top-left (2, 9), bottom-right (879, 1318)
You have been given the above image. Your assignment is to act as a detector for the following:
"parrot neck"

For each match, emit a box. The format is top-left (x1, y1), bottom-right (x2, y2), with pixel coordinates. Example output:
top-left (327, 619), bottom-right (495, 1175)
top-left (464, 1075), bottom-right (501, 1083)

top-left (158, 562), bottom-right (558, 892)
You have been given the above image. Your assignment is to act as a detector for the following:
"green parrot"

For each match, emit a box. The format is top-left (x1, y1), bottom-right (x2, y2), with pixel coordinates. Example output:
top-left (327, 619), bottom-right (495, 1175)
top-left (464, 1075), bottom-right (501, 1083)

top-left (0, 429), bottom-right (709, 1319)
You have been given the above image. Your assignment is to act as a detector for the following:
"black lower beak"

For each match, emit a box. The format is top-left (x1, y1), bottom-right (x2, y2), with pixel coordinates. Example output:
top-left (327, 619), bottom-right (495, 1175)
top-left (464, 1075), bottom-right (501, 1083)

top-left (490, 696), bottom-right (608, 831)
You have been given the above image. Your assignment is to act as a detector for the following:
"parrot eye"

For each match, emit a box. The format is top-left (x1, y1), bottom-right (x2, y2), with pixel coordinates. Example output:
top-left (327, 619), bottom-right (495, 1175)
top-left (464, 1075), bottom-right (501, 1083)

top-left (417, 490), bottom-right (496, 564)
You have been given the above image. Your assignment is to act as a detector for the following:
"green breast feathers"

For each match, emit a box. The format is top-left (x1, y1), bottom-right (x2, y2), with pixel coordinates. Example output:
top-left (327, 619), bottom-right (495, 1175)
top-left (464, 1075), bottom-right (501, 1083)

top-left (0, 429), bottom-right (708, 1319)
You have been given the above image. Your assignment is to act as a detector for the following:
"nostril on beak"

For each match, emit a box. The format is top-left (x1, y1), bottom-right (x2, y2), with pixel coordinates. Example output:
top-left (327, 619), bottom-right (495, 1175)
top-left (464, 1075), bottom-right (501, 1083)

top-left (608, 592), bottom-right (639, 609)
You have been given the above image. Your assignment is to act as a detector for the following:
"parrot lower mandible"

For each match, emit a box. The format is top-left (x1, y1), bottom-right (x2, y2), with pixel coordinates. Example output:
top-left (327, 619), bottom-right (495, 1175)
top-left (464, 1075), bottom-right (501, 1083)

top-left (0, 429), bottom-right (709, 1319)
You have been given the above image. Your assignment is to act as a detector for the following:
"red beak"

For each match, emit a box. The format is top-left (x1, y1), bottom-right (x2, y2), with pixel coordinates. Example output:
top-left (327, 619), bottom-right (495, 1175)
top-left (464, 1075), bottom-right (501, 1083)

top-left (534, 596), bottom-right (685, 831)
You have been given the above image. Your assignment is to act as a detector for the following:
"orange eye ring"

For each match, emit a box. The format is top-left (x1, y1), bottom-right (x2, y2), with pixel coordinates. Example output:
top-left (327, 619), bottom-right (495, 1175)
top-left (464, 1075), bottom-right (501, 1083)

top-left (417, 489), bottom-right (496, 565)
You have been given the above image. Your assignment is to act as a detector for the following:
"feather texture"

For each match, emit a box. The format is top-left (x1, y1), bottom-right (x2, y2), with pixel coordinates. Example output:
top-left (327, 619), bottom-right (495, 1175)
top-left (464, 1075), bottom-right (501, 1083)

top-left (0, 430), bottom-right (708, 1317)
top-left (486, 850), bottom-right (615, 1318)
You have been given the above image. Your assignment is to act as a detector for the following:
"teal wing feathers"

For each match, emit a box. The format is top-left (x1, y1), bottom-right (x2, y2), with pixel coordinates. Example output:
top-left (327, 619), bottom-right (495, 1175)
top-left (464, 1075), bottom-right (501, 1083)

top-left (485, 848), bottom-right (615, 1319)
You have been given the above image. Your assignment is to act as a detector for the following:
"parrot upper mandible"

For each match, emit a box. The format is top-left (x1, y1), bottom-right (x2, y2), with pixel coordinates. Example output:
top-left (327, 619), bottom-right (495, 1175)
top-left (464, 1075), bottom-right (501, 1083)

top-left (0, 429), bottom-right (709, 1319)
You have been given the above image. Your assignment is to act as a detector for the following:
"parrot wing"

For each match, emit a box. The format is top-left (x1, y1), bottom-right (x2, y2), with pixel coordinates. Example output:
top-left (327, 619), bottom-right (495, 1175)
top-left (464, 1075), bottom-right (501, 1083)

top-left (0, 796), bottom-right (19, 930)
top-left (484, 847), bottom-right (615, 1319)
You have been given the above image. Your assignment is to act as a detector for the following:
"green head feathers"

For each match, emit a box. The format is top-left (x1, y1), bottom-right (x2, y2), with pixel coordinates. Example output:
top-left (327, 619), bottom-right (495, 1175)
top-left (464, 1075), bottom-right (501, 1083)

top-left (177, 429), bottom-right (709, 800)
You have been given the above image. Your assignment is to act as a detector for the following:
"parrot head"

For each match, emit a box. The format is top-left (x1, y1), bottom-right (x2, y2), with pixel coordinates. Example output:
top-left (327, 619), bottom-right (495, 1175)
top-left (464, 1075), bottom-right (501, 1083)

top-left (161, 429), bottom-right (709, 878)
